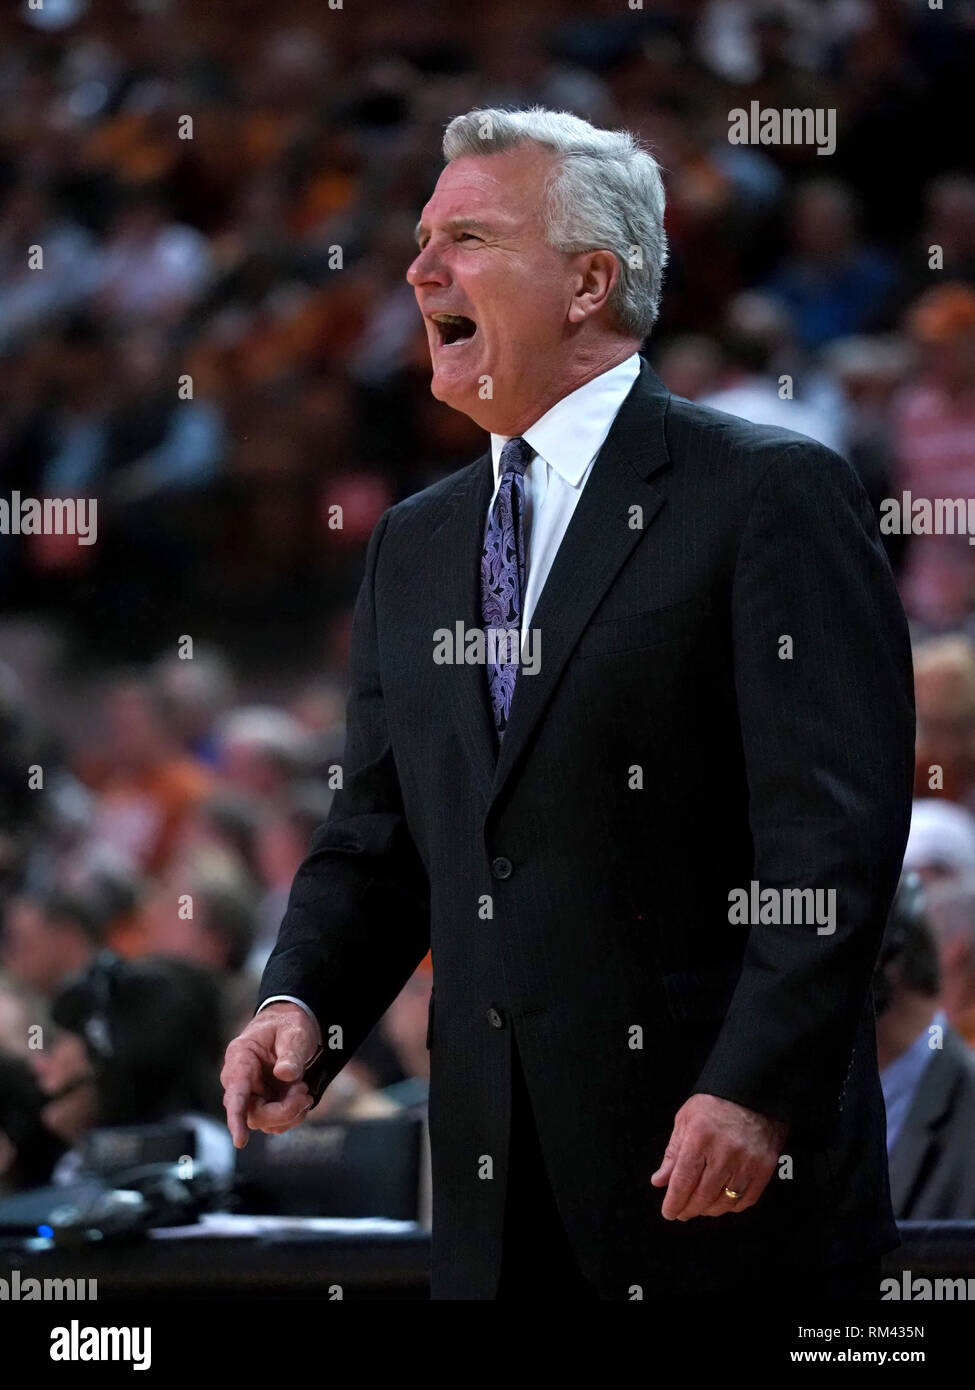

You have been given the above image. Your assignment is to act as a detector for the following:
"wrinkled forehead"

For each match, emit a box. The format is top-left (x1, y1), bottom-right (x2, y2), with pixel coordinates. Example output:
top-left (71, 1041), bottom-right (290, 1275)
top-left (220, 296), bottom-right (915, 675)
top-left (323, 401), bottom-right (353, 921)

top-left (417, 148), bottom-right (553, 239)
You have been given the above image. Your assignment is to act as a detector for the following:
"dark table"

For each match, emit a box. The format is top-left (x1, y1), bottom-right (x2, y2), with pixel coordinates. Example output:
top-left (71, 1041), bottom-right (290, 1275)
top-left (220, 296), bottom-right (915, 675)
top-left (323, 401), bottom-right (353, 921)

top-left (1, 1220), bottom-right (973, 1300)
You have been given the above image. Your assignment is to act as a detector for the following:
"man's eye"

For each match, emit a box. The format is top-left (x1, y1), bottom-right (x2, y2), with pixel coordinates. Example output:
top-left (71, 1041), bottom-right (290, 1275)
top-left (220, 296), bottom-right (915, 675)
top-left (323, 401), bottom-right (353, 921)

top-left (457, 232), bottom-right (481, 242)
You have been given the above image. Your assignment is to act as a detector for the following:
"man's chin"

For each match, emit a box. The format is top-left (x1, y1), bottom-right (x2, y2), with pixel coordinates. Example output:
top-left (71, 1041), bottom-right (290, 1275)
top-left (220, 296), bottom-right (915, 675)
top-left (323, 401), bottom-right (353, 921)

top-left (429, 365), bottom-right (475, 408)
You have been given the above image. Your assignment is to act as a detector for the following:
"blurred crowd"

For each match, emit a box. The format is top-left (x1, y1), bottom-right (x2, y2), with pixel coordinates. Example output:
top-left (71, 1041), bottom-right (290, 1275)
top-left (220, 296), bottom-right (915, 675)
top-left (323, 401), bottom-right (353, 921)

top-left (1, 0), bottom-right (975, 1218)
top-left (0, 645), bottom-right (433, 1198)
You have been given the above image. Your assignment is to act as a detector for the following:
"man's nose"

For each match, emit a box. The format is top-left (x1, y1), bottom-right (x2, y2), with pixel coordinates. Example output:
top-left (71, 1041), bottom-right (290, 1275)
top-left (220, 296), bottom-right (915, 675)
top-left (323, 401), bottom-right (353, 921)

top-left (406, 245), bottom-right (447, 288)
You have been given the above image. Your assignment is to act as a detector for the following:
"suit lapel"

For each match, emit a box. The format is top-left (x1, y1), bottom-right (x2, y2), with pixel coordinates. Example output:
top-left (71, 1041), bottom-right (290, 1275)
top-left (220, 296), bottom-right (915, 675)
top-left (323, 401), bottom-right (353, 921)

top-left (432, 355), bottom-right (673, 811)
top-left (432, 449), bottom-right (500, 804)
top-left (888, 1034), bottom-right (960, 1213)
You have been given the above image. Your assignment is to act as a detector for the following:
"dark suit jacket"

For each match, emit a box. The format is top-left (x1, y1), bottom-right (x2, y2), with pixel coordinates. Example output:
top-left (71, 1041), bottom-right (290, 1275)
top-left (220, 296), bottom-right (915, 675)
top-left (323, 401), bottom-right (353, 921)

top-left (889, 1026), bottom-right (975, 1220)
top-left (258, 355), bottom-right (916, 1298)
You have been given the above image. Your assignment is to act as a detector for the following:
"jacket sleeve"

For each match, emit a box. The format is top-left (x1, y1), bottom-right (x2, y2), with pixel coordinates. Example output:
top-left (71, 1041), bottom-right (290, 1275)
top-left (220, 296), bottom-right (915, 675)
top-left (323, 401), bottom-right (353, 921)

top-left (692, 441), bottom-right (915, 1132)
top-left (257, 507), bottom-right (431, 1102)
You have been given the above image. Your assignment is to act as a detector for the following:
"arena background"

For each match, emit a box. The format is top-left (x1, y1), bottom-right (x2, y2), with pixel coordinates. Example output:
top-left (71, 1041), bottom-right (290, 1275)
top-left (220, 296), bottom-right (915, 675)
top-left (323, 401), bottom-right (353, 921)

top-left (1, 0), bottom-right (975, 1320)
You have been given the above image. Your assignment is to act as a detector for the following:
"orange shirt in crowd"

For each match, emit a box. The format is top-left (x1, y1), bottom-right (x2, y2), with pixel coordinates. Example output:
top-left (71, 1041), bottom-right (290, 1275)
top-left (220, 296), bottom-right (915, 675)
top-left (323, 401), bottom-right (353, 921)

top-left (79, 755), bottom-right (214, 878)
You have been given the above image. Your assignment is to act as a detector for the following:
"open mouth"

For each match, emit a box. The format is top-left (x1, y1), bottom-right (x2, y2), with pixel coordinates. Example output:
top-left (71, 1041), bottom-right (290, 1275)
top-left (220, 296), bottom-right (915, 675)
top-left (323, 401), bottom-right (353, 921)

top-left (430, 312), bottom-right (477, 347)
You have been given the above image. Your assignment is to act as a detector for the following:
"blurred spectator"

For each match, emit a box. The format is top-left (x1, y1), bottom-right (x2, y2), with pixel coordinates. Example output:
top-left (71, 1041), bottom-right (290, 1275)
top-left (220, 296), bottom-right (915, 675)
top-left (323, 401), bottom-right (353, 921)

top-left (654, 334), bottom-right (722, 403)
top-left (876, 874), bottom-right (975, 1218)
top-left (1, 888), bottom-right (103, 998)
top-left (698, 290), bottom-right (846, 453)
top-left (151, 646), bottom-right (237, 767)
top-left (3, 314), bottom-right (111, 504)
top-left (0, 980), bottom-right (42, 1057)
top-left (216, 706), bottom-right (311, 805)
top-left (763, 179), bottom-right (898, 350)
top-left (176, 789), bottom-right (265, 884)
top-left (914, 176), bottom-right (975, 295)
top-left (249, 780), bottom-right (334, 973)
top-left (913, 635), bottom-right (975, 809)
top-left (924, 876), bottom-right (975, 1051)
top-left (891, 285), bottom-right (975, 630)
top-left (140, 850), bottom-right (256, 975)
top-left (695, 0), bottom-right (851, 88)
top-left (0, 179), bottom-right (99, 354)
top-left (380, 961), bottom-right (431, 1108)
top-left (33, 951), bottom-right (232, 1182)
top-left (89, 186), bottom-right (213, 327)
top-left (0, 658), bottom-right (50, 892)
top-left (0, 1054), bottom-right (65, 1195)
top-left (821, 333), bottom-right (912, 549)
top-left (139, 848), bottom-right (259, 1038)
top-left (42, 323), bottom-right (225, 504)
top-left (903, 799), bottom-right (975, 887)
top-left (76, 674), bottom-right (214, 875)
top-left (287, 676), bottom-right (347, 763)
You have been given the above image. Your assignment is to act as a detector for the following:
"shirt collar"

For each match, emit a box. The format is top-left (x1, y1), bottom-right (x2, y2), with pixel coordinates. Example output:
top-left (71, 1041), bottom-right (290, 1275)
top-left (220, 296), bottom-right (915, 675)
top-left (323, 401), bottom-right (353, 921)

top-left (490, 352), bottom-right (641, 490)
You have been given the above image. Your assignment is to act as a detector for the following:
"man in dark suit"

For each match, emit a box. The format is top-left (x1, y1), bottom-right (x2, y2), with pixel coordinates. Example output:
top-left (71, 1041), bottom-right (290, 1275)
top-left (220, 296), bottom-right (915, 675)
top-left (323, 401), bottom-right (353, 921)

top-left (221, 108), bottom-right (915, 1299)
top-left (890, 1027), bottom-right (975, 1220)
top-left (878, 874), bottom-right (975, 1219)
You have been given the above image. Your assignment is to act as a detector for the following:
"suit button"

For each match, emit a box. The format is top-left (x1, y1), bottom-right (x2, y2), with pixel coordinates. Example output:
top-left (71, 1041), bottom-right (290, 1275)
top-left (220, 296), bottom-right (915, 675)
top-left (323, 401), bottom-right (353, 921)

top-left (490, 856), bottom-right (513, 880)
top-left (486, 1006), bottom-right (505, 1030)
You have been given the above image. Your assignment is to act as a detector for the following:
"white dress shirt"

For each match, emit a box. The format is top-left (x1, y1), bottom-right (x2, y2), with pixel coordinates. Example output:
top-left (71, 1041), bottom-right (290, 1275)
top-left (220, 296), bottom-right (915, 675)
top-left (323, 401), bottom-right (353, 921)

top-left (487, 352), bottom-right (641, 630)
top-left (260, 350), bottom-right (642, 1028)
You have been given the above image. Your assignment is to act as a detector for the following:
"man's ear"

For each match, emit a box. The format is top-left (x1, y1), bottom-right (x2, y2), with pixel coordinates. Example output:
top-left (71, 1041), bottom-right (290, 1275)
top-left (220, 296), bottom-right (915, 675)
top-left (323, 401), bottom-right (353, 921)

top-left (567, 249), bottom-right (621, 324)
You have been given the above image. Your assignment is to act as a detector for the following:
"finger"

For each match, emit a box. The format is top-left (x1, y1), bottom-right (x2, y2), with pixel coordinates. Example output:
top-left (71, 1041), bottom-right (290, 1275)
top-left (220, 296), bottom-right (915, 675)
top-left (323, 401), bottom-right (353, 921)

top-left (702, 1160), bottom-right (773, 1216)
top-left (701, 1175), bottom-right (753, 1217)
top-left (263, 1099), bottom-right (315, 1133)
top-left (660, 1145), bottom-right (707, 1220)
top-left (672, 1154), bottom-right (738, 1221)
top-left (262, 1115), bottom-right (313, 1135)
top-left (650, 1133), bottom-right (682, 1188)
top-left (729, 1163), bottom-right (776, 1213)
top-left (247, 1082), bottom-right (311, 1130)
top-left (248, 1084), bottom-right (310, 1128)
top-left (220, 1041), bottom-right (266, 1135)
top-left (222, 1079), bottom-right (255, 1149)
top-left (272, 1020), bottom-right (315, 1082)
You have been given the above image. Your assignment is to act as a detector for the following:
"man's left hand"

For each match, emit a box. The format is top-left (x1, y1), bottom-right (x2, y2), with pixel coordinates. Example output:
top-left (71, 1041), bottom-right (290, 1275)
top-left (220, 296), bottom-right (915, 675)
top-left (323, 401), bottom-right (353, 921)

top-left (650, 1093), bottom-right (788, 1220)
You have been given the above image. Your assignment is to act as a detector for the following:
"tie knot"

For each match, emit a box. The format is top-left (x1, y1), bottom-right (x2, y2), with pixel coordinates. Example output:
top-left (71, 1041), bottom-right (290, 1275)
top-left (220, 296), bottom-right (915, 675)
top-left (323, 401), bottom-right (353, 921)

top-left (499, 436), bottom-right (533, 479)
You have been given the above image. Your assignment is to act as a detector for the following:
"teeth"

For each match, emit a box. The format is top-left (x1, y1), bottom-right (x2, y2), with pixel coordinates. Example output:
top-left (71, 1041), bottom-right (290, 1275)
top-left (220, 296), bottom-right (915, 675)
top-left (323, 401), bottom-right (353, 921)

top-left (432, 313), bottom-right (468, 323)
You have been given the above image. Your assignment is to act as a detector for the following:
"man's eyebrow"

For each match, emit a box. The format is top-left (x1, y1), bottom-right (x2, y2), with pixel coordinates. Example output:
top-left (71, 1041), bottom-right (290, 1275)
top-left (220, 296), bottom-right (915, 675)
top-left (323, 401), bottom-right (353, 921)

top-left (414, 217), bottom-right (495, 245)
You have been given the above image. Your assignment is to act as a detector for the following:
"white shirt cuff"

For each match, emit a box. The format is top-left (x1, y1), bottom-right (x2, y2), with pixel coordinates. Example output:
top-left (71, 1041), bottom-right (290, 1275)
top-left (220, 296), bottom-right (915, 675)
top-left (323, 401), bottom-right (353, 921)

top-left (257, 995), bottom-right (321, 1034)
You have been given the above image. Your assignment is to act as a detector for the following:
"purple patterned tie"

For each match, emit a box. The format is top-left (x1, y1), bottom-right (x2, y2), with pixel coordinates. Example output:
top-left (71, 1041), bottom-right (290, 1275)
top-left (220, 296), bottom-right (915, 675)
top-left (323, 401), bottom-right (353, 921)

top-left (481, 435), bottom-right (533, 738)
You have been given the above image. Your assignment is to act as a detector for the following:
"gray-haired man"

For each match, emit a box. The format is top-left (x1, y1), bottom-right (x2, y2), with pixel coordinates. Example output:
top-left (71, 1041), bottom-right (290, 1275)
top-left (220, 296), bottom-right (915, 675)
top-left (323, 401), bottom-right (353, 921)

top-left (223, 107), bottom-right (914, 1300)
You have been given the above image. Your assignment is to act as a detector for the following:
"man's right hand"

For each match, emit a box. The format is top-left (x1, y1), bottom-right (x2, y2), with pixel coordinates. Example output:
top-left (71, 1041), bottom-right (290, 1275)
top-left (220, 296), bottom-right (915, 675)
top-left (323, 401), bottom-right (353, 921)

top-left (221, 1002), bottom-right (323, 1149)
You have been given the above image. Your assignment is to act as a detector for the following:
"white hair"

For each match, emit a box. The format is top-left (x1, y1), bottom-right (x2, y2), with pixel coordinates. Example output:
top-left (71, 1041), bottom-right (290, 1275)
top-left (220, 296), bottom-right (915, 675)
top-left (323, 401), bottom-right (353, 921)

top-left (217, 706), bottom-right (309, 767)
top-left (442, 106), bottom-right (668, 340)
top-left (904, 798), bottom-right (975, 879)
